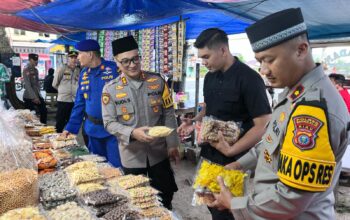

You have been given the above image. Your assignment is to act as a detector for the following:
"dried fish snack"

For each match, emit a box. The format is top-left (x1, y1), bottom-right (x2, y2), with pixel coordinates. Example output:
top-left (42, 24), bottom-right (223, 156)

top-left (98, 167), bottom-right (122, 179)
top-left (116, 175), bottom-right (150, 189)
top-left (148, 126), bottom-right (174, 137)
top-left (77, 182), bottom-right (106, 194)
top-left (128, 186), bottom-right (159, 198)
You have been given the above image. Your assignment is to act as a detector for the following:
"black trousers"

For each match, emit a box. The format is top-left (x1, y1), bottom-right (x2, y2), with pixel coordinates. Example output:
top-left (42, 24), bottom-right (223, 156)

top-left (55, 101), bottom-right (74, 132)
top-left (208, 206), bottom-right (235, 220)
top-left (24, 97), bottom-right (47, 124)
top-left (122, 158), bottom-right (178, 210)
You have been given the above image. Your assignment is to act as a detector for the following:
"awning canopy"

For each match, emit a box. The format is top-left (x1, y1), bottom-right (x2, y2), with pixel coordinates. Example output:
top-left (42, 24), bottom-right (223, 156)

top-left (0, 0), bottom-right (349, 40)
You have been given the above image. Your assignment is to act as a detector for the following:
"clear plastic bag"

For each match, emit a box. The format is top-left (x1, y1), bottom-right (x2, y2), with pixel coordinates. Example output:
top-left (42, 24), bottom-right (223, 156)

top-left (0, 114), bottom-right (38, 214)
top-left (199, 116), bottom-right (242, 145)
top-left (191, 157), bottom-right (249, 206)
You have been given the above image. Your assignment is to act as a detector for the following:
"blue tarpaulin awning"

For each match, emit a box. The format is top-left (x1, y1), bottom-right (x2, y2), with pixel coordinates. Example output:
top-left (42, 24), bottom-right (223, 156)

top-left (0, 0), bottom-right (348, 41)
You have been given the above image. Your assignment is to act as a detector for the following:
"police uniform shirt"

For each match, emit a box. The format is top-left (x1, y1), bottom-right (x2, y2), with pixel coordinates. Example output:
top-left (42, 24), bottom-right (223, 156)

top-left (201, 57), bottom-right (272, 165)
top-left (52, 64), bottom-right (80, 102)
top-left (102, 71), bottom-right (180, 168)
top-left (65, 59), bottom-right (118, 138)
top-left (23, 63), bottom-right (41, 100)
top-left (231, 65), bottom-right (350, 219)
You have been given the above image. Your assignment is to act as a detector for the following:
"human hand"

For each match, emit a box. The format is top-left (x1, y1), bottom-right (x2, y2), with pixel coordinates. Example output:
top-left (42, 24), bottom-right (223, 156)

top-left (209, 131), bottom-right (232, 156)
top-left (177, 121), bottom-right (195, 137)
top-left (224, 161), bottom-right (242, 170)
top-left (61, 130), bottom-right (71, 138)
top-left (131, 127), bottom-right (156, 143)
top-left (208, 176), bottom-right (233, 211)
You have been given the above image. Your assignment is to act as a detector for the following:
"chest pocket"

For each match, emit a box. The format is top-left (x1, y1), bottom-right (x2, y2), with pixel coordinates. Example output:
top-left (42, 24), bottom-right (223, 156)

top-left (148, 94), bottom-right (163, 117)
top-left (63, 70), bottom-right (71, 80)
top-left (116, 104), bottom-right (135, 125)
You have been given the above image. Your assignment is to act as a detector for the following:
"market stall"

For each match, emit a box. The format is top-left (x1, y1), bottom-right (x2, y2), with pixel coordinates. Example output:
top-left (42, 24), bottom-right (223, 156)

top-left (0, 108), bottom-right (178, 219)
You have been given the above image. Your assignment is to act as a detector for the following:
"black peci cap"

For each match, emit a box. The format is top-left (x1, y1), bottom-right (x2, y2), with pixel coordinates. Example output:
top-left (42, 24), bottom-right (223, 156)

top-left (112, 35), bottom-right (139, 56)
top-left (246, 8), bottom-right (307, 52)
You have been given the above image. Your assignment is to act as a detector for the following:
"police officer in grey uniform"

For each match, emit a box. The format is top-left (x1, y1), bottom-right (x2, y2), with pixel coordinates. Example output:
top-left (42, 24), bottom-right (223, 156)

top-left (53, 51), bottom-right (80, 132)
top-left (102, 36), bottom-right (179, 209)
top-left (23, 53), bottom-right (47, 124)
top-left (209, 8), bottom-right (350, 219)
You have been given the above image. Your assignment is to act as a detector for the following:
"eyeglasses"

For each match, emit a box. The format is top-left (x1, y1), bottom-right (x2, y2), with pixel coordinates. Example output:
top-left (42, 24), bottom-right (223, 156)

top-left (116, 55), bottom-right (141, 67)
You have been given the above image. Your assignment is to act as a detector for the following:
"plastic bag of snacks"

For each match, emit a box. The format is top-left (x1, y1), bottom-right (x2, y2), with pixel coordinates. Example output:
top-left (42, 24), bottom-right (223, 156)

top-left (199, 116), bottom-right (241, 145)
top-left (0, 206), bottom-right (46, 220)
top-left (0, 115), bottom-right (39, 214)
top-left (192, 158), bottom-right (249, 206)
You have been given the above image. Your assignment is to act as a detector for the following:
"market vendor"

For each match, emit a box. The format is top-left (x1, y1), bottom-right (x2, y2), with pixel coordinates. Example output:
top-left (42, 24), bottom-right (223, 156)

top-left (62, 39), bottom-right (121, 167)
top-left (101, 35), bottom-right (179, 210)
top-left (177, 28), bottom-right (271, 220)
top-left (209, 8), bottom-right (350, 219)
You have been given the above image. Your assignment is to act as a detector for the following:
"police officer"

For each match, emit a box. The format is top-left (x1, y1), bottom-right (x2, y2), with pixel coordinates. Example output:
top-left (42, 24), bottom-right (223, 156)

top-left (209, 8), bottom-right (350, 219)
top-left (102, 36), bottom-right (179, 209)
top-left (62, 40), bottom-right (121, 167)
top-left (53, 51), bottom-right (80, 132)
top-left (23, 53), bottom-right (47, 124)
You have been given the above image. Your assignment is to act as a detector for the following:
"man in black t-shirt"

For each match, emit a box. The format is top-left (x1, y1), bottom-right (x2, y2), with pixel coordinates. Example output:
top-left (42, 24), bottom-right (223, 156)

top-left (178, 28), bottom-right (271, 220)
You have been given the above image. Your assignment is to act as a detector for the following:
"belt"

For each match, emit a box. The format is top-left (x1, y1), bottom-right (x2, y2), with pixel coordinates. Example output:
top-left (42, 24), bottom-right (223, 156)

top-left (85, 112), bottom-right (103, 125)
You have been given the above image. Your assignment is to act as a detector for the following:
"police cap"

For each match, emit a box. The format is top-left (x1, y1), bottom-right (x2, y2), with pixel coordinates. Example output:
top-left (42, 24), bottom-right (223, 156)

top-left (68, 51), bottom-right (78, 57)
top-left (28, 53), bottom-right (38, 61)
top-left (112, 35), bottom-right (138, 56)
top-left (246, 8), bottom-right (307, 52)
top-left (75, 39), bottom-right (100, 52)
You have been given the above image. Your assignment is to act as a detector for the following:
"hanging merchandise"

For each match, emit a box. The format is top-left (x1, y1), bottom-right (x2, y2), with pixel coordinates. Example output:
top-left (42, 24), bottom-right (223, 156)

top-left (98, 31), bottom-right (106, 59)
top-left (162, 25), bottom-right (169, 75)
top-left (104, 31), bottom-right (114, 61)
top-left (85, 20), bottom-right (185, 80)
top-left (86, 31), bottom-right (98, 41)
top-left (171, 23), bottom-right (178, 79)
top-left (175, 20), bottom-right (186, 82)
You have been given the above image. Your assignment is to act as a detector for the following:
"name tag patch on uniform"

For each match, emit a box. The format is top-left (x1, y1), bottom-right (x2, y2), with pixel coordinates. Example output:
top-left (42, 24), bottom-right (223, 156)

top-left (116, 98), bottom-right (131, 105)
top-left (101, 75), bottom-right (114, 80)
top-left (148, 84), bottom-right (160, 90)
top-left (81, 81), bottom-right (89, 85)
top-left (292, 115), bottom-right (323, 150)
top-left (272, 120), bottom-right (280, 136)
top-left (277, 150), bottom-right (335, 192)
top-left (116, 93), bottom-right (127, 99)
top-left (147, 77), bottom-right (158, 83)
top-left (148, 91), bottom-right (162, 96)
top-left (102, 93), bottom-right (110, 105)
top-left (116, 85), bottom-right (124, 90)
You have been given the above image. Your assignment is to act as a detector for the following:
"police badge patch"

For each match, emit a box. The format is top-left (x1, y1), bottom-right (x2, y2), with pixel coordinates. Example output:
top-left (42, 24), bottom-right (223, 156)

top-left (102, 93), bottom-right (110, 105)
top-left (292, 115), bottom-right (323, 150)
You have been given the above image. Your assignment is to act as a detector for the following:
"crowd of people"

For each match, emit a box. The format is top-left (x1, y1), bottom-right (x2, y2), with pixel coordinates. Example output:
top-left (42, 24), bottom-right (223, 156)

top-left (13, 7), bottom-right (350, 219)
